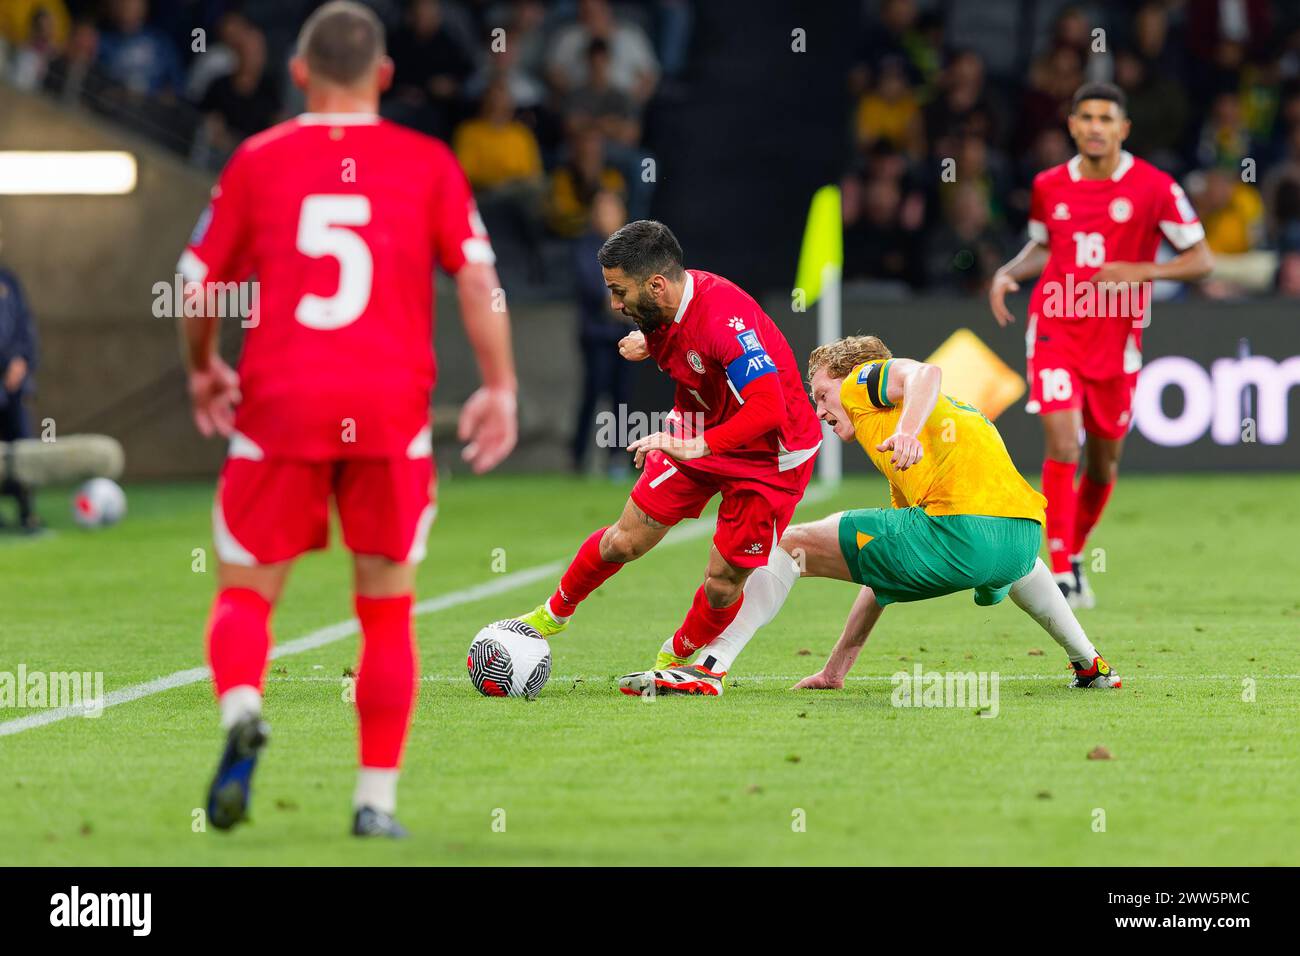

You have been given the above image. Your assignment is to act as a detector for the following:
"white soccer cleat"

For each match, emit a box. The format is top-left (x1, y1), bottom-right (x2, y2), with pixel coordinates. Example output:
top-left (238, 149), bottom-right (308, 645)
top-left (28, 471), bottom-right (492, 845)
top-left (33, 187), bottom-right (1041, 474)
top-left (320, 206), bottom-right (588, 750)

top-left (618, 664), bottom-right (726, 697)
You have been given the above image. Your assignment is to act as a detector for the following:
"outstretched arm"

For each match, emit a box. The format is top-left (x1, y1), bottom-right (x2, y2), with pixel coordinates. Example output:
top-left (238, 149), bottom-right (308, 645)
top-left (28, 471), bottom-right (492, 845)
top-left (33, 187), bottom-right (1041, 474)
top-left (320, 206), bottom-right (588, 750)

top-left (875, 357), bottom-right (941, 471)
top-left (990, 240), bottom-right (1049, 326)
top-left (793, 586), bottom-right (885, 689)
top-left (1092, 239), bottom-right (1215, 284)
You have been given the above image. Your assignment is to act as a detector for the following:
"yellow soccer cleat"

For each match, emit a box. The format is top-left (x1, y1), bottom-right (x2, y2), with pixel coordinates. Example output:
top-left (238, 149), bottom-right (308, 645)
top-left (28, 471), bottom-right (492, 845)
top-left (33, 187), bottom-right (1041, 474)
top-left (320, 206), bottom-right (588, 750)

top-left (516, 603), bottom-right (569, 639)
top-left (654, 648), bottom-right (692, 670)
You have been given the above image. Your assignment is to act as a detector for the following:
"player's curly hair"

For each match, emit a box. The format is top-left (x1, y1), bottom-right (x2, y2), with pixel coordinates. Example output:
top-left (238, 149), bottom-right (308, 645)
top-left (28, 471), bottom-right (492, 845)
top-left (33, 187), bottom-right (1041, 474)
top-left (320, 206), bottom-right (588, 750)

top-left (807, 335), bottom-right (892, 383)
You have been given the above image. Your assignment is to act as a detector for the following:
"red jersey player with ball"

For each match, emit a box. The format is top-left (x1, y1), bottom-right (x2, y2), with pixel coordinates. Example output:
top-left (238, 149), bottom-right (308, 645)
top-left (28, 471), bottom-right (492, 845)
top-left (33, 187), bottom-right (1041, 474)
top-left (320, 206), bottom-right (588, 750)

top-left (515, 221), bottom-right (821, 696)
top-left (989, 82), bottom-right (1213, 608)
top-left (179, 2), bottom-right (517, 838)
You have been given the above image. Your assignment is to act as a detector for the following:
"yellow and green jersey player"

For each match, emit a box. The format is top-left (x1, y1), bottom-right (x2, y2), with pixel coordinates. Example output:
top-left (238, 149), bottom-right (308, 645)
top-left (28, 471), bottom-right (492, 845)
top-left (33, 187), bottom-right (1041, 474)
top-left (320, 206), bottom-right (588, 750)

top-left (618, 335), bottom-right (1120, 697)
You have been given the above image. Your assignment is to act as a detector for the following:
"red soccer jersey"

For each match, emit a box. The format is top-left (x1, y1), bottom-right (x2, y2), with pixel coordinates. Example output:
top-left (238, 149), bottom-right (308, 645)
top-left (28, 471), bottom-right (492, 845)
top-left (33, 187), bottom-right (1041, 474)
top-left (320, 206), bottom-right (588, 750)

top-left (643, 269), bottom-right (821, 484)
top-left (1026, 151), bottom-right (1204, 379)
top-left (179, 113), bottom-right (494, 460)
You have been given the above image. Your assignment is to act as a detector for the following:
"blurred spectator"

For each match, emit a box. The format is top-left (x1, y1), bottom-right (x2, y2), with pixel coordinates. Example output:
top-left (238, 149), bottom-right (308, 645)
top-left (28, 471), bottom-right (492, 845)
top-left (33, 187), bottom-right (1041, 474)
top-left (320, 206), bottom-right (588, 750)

top-left (1007, 127), bottom-right (1072, 226)
top-left (926, 183), bottom-right (1011, 293)
top-left (1015, 45), bottom-right (1082, 154)
top-left (570, 190), bottom-right (635, 476)
top-left (564, 36), bottom-right (654, 219)
top-left (96, 0), bottom-right (183, 98)
top-left (454, 78), bottom-right (545, 273)
top-left (1262, 122), bottom-right (1300, 242)
top-left (454, 77), bottom-right (544, 190)
top-left (0, 0), bottom-right (68, 49)
top-left (1131, 1), bottom-right (1184, 77)
top-left (1186, 0), bottom-right (1274, 66)
top-left (564, 38), bottom-right (640, 148)
top-left (1051, 5), bottom-right (1090, 56)
top-left (842, 172), bottom-right (924, 289)
top-left (197, 17), bottom-right (281, 156)
top-left (1189, 167), bottom-right (1265, 254)
top-left (464, 24), bottom-right (546, 110)
top-left (385, 0), bottom-right (476, 139)
top-left (547, 129), bottom-right (626, 238)
top-left (924, 50), bottom-right (996, 153)
top-left (0, 219), bottom-right (41, 533)
top-left (1113, 48), bottom-right (1188, 171)
top-left (1195, 91), bottom-right (1255, 170)
top-left (8, 6), bottom-right (62, 90)
top-left (43, 16), bottom-right (104, 106)
top-left (184, 11), bottom-right (244, 103)
top-left (850, 0), bottom-right (937, 93)
top-left (548, 0), bottom-right (659, 104)
top-left (854, 56), bottom-right (923, 158)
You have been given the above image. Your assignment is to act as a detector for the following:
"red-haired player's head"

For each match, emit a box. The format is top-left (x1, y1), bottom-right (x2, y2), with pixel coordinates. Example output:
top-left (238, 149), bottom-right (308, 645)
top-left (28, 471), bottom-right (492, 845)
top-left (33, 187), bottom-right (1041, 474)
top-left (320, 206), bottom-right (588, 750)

top-left (1067, 82), bottom-right (1132, 163)
top-left (289, 0), bottom-right (394, 110)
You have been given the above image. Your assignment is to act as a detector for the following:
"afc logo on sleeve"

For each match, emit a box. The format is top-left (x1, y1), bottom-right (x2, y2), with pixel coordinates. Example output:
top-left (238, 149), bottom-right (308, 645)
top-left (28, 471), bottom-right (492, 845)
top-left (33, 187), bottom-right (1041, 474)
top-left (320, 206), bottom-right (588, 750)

top-left (726, 329), bottom-right (777, 389)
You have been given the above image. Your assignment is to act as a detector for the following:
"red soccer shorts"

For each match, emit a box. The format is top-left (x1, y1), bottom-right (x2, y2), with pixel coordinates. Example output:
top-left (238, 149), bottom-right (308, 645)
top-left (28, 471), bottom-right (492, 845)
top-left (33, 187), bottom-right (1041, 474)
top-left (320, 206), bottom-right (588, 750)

top-left (630, 450), bottom-right (815, 568)
top-left (214, 452), bottom-right (436, 566)
top-left (1026, 343), bottom-right (1137, 441)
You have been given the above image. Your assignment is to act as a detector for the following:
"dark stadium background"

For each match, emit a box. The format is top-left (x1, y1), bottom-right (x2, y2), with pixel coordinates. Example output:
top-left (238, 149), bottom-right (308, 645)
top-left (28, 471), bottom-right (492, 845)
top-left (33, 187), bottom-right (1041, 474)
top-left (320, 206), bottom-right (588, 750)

top-left (1, 0), bottom-right (1297, 485)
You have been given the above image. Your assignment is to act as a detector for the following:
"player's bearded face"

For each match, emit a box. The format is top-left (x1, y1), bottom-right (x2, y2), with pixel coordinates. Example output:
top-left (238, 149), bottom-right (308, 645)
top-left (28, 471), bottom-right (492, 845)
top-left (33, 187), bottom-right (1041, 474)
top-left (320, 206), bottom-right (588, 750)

top-left (605, 269), bottom-right (672, 330)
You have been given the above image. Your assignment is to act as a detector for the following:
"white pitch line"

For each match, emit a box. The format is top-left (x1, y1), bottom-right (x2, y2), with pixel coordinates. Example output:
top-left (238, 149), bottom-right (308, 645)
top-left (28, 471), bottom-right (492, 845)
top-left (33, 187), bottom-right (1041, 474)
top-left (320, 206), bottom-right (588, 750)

top-left (0, 488), bottom-right (832, 738)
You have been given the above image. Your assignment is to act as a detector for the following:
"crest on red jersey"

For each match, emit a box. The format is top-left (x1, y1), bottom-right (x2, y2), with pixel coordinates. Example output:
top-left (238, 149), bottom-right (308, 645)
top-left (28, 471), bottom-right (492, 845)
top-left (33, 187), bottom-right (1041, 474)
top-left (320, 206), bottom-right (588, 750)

top-left (687, 350), bottom-right (705, 373)
top-left (1109, 197), bottom-right (1133, 223)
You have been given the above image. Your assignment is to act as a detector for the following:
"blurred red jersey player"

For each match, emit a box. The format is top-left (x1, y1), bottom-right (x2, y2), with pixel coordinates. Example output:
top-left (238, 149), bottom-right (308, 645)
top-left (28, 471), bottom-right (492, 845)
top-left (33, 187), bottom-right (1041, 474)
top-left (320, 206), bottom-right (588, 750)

top-left (990, 81), bottom-right (1213, 608)
top-left (513, 220), bottom-right (822, 696)
top-left (177, 1), bottom-right (517, 838)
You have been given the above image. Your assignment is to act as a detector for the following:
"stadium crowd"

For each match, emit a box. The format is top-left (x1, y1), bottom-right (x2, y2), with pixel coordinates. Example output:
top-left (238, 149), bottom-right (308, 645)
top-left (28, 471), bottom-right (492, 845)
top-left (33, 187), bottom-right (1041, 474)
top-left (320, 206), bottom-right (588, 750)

top-left (845, 0), bottom-right (1300, 298)
top-left (0, 0), bottom-right (691, 291)
top-left (4, 0), bottom-right (1300, 302)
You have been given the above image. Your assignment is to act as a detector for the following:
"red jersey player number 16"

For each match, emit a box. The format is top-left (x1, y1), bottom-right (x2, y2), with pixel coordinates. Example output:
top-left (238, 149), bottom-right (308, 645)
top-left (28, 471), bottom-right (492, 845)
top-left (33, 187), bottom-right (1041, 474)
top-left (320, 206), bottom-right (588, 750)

top-left (988, 81), bottom-right (1212, 611)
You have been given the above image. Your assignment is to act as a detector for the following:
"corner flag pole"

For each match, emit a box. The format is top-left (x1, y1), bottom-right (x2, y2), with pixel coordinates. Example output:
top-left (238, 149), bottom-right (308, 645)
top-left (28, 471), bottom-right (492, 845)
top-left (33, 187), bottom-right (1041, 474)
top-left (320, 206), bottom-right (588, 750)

top-left (794, 185), bottom-right (843, 486)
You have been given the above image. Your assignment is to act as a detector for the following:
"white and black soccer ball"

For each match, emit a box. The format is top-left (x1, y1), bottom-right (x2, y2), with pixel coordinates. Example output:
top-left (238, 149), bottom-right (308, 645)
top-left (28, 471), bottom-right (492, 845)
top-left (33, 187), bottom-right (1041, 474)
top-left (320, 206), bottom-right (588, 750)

top-left (467, 620), bottom-right (552, 698)
top-left (72, 478), bottom-right (127, 528)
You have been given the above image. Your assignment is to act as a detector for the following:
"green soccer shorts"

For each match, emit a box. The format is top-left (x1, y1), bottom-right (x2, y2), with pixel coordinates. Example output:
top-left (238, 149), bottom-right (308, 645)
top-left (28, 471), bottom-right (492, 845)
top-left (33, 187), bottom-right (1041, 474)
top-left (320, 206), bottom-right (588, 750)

top-left (836, 507), bottom-right (1042, 607)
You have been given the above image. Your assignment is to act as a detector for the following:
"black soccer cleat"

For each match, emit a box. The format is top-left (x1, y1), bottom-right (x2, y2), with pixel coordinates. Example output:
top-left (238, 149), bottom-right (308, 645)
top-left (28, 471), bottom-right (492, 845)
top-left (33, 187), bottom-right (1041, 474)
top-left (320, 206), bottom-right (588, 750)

top-left (206, 716), bottom-right (269, 831)
top-left (352, 806), bottom-right (409, 839)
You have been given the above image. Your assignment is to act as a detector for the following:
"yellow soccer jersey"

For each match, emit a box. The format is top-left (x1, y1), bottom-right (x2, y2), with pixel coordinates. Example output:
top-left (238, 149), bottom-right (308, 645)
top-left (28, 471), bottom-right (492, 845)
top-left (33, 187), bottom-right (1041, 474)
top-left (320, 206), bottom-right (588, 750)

top-left (841, 360), bottom-right (1046, 524)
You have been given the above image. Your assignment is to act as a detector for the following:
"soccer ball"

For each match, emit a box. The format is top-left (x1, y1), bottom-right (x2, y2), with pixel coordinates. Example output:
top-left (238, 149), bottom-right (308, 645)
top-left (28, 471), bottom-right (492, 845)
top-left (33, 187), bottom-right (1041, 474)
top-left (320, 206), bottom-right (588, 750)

top-left (467, 620), bottom-right (552, 698)
top-left (72, 478), bottom-right (127, 528)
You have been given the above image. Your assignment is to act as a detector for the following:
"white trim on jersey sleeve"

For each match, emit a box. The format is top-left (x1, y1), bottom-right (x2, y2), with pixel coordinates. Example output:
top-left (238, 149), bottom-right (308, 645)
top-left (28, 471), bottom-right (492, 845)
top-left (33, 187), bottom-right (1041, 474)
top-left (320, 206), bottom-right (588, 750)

top-left (177, 249), bottom-right (209, 283)
top-left (1159, 219), bottom-right (1206, 250)
top-left (1027, 219), bottom-right (1048, 244)
top-left (461, 237), bottom-right (496, 264)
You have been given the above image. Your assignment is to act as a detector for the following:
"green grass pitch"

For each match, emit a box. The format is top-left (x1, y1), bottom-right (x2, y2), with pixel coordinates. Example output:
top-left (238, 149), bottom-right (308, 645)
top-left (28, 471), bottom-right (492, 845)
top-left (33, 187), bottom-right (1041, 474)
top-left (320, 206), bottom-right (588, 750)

top-left (2, 472), bottom-right (1298, 866)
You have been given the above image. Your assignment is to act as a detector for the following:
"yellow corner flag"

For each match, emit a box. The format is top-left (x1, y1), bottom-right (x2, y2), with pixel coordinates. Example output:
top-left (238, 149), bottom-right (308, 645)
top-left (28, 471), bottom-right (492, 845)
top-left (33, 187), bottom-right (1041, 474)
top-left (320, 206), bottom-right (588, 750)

top-left (793, 185), bottom-right (842, 307)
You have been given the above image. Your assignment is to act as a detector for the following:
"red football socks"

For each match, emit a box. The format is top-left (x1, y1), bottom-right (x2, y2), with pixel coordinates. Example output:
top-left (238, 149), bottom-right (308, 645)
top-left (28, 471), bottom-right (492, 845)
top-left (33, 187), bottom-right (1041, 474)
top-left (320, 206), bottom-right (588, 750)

top-left (354, 594), bottom-right (417, 770)
top-left (207, 587), bottom-right (272, 697)
top-left (1073, 474), bottom-right (1115, 557)
top-left (672, 585), bottom-right (744, 658)
top-left (550, 527), bottom-right (623, 618)
top-left (1041, 458), bottom-right (1078, 574)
